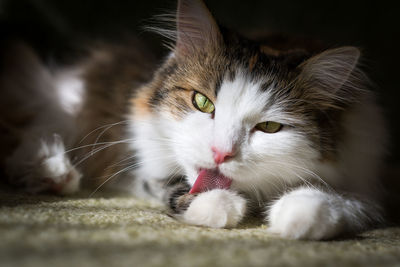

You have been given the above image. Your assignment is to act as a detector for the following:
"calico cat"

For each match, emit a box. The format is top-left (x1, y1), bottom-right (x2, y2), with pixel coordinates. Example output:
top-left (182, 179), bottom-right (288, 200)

top-left (0, 0), bottom-right (387, 240)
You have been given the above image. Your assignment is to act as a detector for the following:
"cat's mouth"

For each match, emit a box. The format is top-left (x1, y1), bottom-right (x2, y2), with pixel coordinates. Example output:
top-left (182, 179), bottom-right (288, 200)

top-left (189, 169), bottom-right (232, 194)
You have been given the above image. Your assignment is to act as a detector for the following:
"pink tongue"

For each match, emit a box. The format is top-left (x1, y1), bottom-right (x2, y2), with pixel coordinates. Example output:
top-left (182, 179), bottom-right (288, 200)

top-left (189, 169), bottom-right (232, 194)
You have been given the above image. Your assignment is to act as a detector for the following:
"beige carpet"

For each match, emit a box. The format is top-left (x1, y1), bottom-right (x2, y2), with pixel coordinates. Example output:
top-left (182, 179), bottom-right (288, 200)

top-left (1, 188), bottom-right (400, 267)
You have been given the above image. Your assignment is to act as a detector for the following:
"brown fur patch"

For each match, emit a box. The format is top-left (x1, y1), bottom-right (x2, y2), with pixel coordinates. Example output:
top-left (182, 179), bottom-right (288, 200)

top-left (139, 49), bottom-right (227, 120)
top-left (72, 41), bottom-right (156, 187)
top-left (248, 53), bottom-right (259, 71)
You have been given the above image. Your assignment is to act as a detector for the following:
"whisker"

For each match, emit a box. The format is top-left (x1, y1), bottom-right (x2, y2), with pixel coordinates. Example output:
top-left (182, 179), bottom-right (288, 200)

top-left (72, 141), bottom-right (129, 167)
top-left (90, 154), bottom-right (183, 196)
top-left (78, 120), bottom-right (131, 144)
top-left (249, 153), bottom-right (333, 191)
top-left (89, 164), bottom-right (137, 197)
top-left (246, 159), bottom-right (285, 195)
top-left (65, 139), bottom-right (133, 154)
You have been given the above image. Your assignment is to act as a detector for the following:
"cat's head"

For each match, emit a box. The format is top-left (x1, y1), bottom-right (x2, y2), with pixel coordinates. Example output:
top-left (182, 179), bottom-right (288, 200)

top-left (136, 0), bottom-right (365, 195)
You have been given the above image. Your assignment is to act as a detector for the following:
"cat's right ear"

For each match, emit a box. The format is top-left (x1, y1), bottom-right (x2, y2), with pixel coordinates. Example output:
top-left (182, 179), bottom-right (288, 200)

top-left (175, 0), bottom-right (223, 57)
top-left (296, 46), bottom-right (363, 109)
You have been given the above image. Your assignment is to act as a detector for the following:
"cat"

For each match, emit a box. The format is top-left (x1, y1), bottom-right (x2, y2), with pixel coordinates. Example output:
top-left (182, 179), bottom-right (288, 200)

top-left (0, 0), bottom-right (387, 240)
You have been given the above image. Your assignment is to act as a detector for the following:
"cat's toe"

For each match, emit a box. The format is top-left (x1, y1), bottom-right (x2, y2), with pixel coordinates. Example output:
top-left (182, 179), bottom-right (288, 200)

top-left (181, 189), bottom-right (246, 228)
top-left (267, 188), bottom-right (343, 240)
top-left (38, 154), bottom-right (81, 195)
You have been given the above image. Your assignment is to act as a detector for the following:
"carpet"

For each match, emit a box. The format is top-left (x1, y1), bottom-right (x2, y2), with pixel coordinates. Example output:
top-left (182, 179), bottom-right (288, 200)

top-left (1, 187), bottom-right (400, 267)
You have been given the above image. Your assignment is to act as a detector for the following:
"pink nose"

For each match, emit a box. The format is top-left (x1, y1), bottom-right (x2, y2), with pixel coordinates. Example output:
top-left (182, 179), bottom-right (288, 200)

top-left (211, 146), bottom-right (234, 164)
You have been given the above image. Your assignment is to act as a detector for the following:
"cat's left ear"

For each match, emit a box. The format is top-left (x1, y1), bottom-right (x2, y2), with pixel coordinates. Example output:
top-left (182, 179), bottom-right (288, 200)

top-left (175, 0), bottom-right (223, 57)
top-left (297, 46), bottom-right (362, 108)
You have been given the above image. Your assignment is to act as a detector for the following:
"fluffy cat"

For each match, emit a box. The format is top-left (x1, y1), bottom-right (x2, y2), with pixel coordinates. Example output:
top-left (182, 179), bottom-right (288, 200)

top-left (0, 0), bottom-right (387, 240)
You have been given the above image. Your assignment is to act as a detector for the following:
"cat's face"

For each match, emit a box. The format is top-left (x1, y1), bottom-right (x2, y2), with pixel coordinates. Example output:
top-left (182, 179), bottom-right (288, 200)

top-left (134, 0), bottom-right (361, 195)
top-left (155, 50), bottom-right (321, 195)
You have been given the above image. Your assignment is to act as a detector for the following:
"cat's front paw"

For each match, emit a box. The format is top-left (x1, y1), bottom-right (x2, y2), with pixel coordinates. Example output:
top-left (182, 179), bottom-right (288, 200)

top-left (267, 188), bottom-right (343, 240)
top-left (181, 189), bottom-right (246, 228)
top-left (8, 135), bottom-right (82, 195)
top-left (37, 154), bottom-right (82, 195)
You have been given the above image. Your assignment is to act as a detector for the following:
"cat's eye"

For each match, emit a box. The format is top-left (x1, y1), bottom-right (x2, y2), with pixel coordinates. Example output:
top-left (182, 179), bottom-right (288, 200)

top-left (256, 121), bottom-right (282, 133)
top-left (192, 92), bottom-right (215, 114)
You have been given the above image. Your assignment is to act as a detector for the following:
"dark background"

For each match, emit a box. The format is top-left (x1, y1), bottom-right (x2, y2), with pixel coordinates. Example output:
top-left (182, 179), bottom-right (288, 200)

top-left (1, 0), bottom-right (399, 165)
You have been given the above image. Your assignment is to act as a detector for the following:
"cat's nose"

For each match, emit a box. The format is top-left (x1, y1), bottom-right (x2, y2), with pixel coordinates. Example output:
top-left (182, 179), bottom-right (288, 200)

top-left (211, 146), bottom-right (234, 164)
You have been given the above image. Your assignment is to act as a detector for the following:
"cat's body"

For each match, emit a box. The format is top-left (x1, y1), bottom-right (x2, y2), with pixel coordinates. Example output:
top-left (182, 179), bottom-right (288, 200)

top-left (0, 0), bottom-right (387, 240)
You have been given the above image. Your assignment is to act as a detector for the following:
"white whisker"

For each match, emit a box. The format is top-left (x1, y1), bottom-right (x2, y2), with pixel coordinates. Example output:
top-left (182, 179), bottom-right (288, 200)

top-left (78, 120), bottom-right (131, 144)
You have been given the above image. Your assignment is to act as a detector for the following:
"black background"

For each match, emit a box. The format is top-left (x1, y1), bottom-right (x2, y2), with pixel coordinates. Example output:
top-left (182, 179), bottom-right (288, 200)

top-left (1, 0), bottom-right (399, 165)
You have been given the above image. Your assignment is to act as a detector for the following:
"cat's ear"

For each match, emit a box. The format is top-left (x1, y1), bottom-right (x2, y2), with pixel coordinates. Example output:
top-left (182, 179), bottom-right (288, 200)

top-left (297, 47), bottom-right (362, 107)
top-left (175, 0), bottom-right (222, 56)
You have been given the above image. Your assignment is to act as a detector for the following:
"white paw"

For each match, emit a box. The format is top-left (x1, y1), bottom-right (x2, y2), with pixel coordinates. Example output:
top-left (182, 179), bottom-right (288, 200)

top-left (7, 134), bottom-right (81, 195)
top-left (37, 153), bottom-right (81, 195)
top-left (34, 135), bottom-right (81, 194)
top-left (182, 189), bottom-right (246, 228)
top-left (267, 188), bottom-right (344, 240)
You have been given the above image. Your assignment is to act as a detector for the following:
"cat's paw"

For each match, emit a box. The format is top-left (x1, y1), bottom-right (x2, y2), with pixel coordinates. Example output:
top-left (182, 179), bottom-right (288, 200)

top-left (181, 189), bottom-right (246, 228)
top-left (35, 152), bottom-right (82, 195)
top-left (267, 188), bottom-right (343, 240)
top-left (7, 134), bottom-right (81, 195)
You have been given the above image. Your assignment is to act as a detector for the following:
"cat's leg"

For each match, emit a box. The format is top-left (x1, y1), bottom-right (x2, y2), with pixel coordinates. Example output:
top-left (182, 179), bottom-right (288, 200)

top-left (169, 189), bottom-right (247, 228)
top-left (1, 43), bottom-right (83, 194)
top-left (6, 133), bottom-right (81, 195)
top-left (266, 187), bottom-right (380, 240)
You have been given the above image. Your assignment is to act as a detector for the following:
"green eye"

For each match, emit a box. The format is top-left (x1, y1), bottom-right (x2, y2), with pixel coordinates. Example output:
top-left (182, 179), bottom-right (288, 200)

top-left (256, 121), bottom-right (282, 133)
top-left (192, 92), bottom-right (215, 114)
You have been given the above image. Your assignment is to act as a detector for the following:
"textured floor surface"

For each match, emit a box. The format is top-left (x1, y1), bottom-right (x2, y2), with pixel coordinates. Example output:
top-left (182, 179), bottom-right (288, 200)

top-left (1, 189), bottom-right (400, 267)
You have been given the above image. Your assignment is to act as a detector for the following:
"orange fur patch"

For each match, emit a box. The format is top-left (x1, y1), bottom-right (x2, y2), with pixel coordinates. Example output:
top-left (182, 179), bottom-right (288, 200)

top-left (131, 90), bottom-right (152, 117)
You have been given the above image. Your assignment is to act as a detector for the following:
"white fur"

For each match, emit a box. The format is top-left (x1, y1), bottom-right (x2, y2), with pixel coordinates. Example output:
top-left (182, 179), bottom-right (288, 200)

top-left (37, 136), bottom-right (82, 195)
top-left (268, 187), bottom-right (374, 240)
top-left (268, 188), bottom-right (344, 240)
top-left (54, 69), bottom-right (85, 115)
top-left (181, 189), bottom-right (246, 228)
top-left (129, 117), bottom-right (182, 181)
top-left (127, 116), bottom-right (183, 199)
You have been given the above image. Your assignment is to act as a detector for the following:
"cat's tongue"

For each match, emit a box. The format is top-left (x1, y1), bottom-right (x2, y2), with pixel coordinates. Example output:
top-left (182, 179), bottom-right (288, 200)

top-left (189, 169), bottom-right (232, 194)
